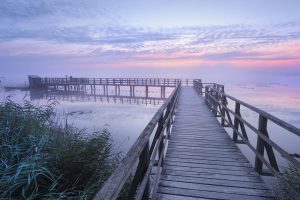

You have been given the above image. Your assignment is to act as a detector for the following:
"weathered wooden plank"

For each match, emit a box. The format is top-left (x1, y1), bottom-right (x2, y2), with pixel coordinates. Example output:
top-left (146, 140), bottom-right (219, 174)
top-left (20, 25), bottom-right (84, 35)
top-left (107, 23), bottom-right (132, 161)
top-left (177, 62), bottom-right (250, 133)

top-left (156, 193), bottom-right (209, 200)
top-left (167, 145), bottom-right (238, 151)
top-left (165, 154), bottom-right (249, 163)
top-left (166, 148), bottom-right (243, 156)
top-left (164, 158), bottom-right (252, 168)
top-left (162, 169), bottom-right (263, 183)
top-left (168, 141), bottom-right (236, 148)
top-left (166, 149), bottom-right (248, 159)
top-left (160, 175), bottom-right (268, 190)
top-left (162, 165), bottom-right (258, 176)
top-left (158, 187), bottom-right (274, 200)
top-left (163, 161), bottom-right (254, 172)
top-left (160, 180), bottom-right (273, 197)
top-left (169, 137), bottom-right (233, 142)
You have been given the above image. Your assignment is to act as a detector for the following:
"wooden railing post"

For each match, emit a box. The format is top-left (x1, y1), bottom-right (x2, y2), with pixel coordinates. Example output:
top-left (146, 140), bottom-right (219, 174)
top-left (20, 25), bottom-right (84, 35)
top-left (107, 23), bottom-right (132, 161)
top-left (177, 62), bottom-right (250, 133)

top-left (166, 103), bottom-right (172, 138)
top-left (255, 115), bottom-right (279, 174)
top-left (149, 114), bottom-right (163, 155)
top-left (127, 142), bottom-right (150, 199)
top-left (210, 89), bottom-right (217, 116)
top-left (199, 80), bottom-right (203, 95)
top-left (141, 141), bottom-right (150, 200)
top-left (158, 115), bottom-right (164, 166)
top-left (205, 87), bottom-right (208, 104)
top-left (255, 115), bottom-right (266, 173)
top-left (233, 102), bottom-right (240, 142)
top-left (221, 95), bottom-right (226, 126)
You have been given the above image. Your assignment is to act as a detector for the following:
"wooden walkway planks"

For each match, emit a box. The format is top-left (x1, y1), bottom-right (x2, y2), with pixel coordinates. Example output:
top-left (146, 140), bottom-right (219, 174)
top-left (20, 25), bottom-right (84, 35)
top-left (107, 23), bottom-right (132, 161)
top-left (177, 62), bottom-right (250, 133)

top-left (156, 87), bottom-right (275, 200)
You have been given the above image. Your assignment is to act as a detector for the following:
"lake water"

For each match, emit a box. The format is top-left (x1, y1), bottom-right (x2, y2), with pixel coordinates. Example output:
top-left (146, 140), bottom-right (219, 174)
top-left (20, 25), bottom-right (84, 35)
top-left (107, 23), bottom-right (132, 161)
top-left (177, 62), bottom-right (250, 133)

top-left (0, 77), bottom-right (299, 170)
top-left (0, 85), bottom-right (173, 153)
top-left (225, 83), bottom-right (300, 169)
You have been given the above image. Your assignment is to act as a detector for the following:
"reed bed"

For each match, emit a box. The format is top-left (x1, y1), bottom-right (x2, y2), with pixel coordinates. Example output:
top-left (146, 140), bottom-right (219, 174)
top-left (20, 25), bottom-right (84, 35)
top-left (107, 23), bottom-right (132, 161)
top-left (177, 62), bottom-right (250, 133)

top-left (0, 98), bottom-right (121, 199)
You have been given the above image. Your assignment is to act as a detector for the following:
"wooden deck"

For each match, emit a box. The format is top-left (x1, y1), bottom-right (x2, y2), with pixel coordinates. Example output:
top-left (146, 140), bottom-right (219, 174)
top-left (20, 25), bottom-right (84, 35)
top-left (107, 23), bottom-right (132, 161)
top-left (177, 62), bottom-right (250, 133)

top-left (156, 87), bottom-right (275, 200)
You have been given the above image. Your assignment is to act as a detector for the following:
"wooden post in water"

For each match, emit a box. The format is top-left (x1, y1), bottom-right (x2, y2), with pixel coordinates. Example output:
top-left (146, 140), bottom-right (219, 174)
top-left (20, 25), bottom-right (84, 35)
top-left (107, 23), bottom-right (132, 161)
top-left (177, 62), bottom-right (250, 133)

top-left (145, 86), bottom-right (149, 98)
top-left (103, 85), bottom-right (106, 95)
top-left (133, 86), bottom-right (135, 96)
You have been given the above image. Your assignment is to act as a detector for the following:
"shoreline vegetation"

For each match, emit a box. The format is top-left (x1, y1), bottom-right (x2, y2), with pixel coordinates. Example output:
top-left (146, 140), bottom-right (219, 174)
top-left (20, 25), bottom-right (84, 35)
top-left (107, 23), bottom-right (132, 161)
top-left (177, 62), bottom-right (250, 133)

top-left (0, 98), bottom-right (121, 199)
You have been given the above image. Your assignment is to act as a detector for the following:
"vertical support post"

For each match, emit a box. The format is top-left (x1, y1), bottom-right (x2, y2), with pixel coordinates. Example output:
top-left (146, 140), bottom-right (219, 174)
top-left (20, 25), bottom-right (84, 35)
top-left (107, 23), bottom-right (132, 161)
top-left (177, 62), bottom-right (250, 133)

top-left (255, 115), bottom-right (279, 173)
top-left (133, 86), bottom-right (135, 97)
top-left (233, 102), bottom-right (240, 142)
top-left (142, 142), bottom-right (150, 200)
top-left (221, 95), bottom-right (226, 126)
top-left (166, 103), bottom-right (171, 133)
top-left (127, 142), bottom-right (150, 200)
top-left (210, 89), bottom-right (217, 116)
top-left (158, 115), bottom-right (164, 166)
top-left (205, 87), bottom-right (208, 104)
top-left (200, 80), bottom-right (203, 95)
top-left (93, 78), bottom-right (96, 94)
top-left (255, 115), bottom-right (266, 174)
top-left (145, 86), bottom-right (148, 98)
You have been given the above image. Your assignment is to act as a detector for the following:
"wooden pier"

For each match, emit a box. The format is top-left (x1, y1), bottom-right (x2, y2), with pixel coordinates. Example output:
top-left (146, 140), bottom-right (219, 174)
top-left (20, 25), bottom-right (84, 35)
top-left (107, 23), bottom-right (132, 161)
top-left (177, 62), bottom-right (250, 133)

top-left (28, 76), bottom-right (300, 199)
top-left (95, 78), bottom-right (300, 200)
top-left (28, 76), bottom-right (182, 99)
top-left (156, 87), bottom-right (274, 200)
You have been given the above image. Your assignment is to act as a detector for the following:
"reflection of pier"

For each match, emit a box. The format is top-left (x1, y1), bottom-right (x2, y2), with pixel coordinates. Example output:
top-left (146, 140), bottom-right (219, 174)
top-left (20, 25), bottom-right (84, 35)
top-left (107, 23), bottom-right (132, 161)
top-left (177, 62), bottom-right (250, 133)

top-left (29, 90), bottom-right (167, 106)
top-left (28, 76), bottom-right (182, 99)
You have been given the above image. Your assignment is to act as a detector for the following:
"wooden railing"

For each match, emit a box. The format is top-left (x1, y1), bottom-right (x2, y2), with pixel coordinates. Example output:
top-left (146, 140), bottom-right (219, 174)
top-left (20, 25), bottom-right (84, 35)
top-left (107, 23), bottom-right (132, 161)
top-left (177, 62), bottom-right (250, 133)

top-left (93, 81), bottom-right (181, 200)
top-left (193, 80), bottom-right (300, 192)
top-left (40, 77), bottom-right (181, 87)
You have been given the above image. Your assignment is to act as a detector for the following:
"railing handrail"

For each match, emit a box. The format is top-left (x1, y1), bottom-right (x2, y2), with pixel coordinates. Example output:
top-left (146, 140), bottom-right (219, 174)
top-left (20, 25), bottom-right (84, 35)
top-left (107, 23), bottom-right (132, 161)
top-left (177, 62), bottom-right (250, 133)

top-left (36, 77), bottom-right (198, 86)
top-left (93, 81), bottom-right (181, 200)
top-left (203, 83), bottom-right (300, 137)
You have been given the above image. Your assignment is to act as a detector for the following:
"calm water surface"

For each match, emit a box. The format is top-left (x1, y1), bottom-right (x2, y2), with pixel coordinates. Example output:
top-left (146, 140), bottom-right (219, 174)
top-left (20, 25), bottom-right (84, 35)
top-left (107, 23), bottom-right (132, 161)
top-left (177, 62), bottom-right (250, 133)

top-left (1, 79), bottom-right (299, 168)
top-left (0, 86), bottom-right (173, 153)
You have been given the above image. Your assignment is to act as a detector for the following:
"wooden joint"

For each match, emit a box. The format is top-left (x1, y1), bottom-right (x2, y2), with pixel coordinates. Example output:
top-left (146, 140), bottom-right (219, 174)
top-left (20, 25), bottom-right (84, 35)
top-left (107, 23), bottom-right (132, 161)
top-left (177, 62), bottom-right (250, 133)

top-left (235, 140), bottom-right (245, 144)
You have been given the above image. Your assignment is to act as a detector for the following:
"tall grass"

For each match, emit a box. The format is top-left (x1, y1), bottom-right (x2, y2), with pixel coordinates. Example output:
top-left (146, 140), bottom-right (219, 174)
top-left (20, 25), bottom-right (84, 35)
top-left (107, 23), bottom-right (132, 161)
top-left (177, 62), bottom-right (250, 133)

top-left (0, 98), bottom-right (121, 199)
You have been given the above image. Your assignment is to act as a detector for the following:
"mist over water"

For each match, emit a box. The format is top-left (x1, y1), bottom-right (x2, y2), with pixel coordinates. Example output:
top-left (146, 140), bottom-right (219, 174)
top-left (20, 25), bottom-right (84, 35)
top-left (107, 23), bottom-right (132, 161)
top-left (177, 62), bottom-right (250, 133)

top-left (1, 68), bottom-right (299, 166)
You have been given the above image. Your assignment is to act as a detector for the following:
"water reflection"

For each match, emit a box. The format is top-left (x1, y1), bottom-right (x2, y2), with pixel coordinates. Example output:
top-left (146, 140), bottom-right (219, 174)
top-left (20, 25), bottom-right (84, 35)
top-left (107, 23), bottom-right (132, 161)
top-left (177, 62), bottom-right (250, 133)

top-left (29, 89), bottom-right (166, 106)
top-left (1, 87), bottom-right (173, 153)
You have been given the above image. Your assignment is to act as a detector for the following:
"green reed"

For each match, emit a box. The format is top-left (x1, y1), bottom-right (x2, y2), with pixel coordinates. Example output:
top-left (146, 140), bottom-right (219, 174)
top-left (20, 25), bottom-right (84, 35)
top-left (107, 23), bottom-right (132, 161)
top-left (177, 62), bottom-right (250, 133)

top-left (0, 98), bottom-right (121, 199)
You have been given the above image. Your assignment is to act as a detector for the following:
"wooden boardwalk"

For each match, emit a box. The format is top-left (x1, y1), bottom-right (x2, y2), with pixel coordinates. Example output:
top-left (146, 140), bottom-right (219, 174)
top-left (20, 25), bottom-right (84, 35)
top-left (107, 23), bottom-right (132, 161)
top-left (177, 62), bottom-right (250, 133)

top-left (156, 87), bottom-right (275, 200)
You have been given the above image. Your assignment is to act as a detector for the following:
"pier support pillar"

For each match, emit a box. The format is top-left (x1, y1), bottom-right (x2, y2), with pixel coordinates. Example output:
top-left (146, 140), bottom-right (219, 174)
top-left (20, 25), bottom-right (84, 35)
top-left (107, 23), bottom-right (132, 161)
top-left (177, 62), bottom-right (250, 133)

top-left (145, 86), bottom-right (149, 98)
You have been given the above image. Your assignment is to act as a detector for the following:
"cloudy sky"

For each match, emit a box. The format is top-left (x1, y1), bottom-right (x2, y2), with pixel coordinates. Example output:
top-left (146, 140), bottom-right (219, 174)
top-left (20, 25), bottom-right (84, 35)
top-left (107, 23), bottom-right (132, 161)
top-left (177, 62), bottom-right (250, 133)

top-left (1, 0), bottom-right (300, 79)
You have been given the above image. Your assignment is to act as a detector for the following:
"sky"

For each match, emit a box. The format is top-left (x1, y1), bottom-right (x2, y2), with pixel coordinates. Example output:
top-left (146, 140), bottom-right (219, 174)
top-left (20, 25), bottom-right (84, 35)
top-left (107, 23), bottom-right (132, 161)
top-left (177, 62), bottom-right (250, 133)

top-left (1, 0), bottom-right (300, 81)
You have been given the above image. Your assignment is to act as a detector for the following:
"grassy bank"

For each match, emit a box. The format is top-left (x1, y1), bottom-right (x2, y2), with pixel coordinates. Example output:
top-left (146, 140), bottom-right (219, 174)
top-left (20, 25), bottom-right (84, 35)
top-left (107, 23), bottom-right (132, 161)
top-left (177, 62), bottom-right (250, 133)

top-left (0, 98), bottom-right (121, 199)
